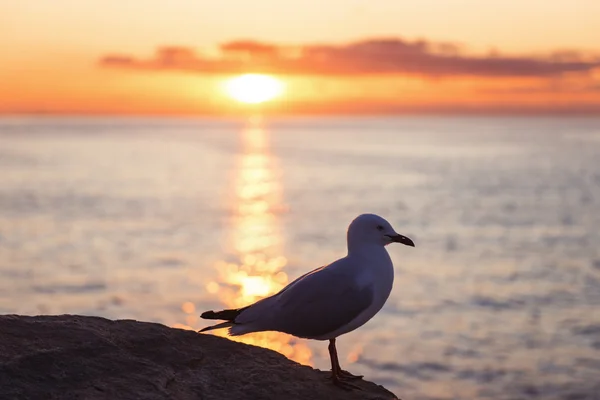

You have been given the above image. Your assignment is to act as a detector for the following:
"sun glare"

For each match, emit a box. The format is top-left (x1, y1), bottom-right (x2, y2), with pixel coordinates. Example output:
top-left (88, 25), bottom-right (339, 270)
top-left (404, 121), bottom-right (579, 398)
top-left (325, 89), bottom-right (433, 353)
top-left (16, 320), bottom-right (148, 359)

top-left (225, 74), bottom-right (284, 104)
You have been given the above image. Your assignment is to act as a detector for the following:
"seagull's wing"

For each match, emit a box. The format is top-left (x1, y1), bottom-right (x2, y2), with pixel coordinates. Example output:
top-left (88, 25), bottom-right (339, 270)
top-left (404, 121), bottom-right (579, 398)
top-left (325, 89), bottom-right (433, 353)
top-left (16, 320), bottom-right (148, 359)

top-left (278, 265), bottom-right (327, 295)
top-left (235, 258), bottom-right (374, 339)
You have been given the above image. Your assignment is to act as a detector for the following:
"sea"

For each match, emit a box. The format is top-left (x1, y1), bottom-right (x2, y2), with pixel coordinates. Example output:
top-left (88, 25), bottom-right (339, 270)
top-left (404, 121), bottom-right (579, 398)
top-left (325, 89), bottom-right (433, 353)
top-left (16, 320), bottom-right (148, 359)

top-left (0, 116), bottom-right (599, 400)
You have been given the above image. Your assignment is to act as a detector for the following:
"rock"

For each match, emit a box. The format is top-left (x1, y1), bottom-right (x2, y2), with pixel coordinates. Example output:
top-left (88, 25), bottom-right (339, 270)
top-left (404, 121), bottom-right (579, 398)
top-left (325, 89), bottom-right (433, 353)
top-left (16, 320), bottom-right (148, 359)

top-left (0, 315), bottom-right (399, 400)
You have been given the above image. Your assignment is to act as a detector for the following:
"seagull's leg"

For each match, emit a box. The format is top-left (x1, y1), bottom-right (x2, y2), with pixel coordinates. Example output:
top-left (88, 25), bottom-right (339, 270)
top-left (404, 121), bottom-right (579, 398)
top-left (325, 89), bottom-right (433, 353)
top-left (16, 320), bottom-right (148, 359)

top-left (328, 339), bottom-right (361, 390)
top-left (328, 339), bottom-right (341, 377)
top-left (329, 339), bottom-right (364, 380)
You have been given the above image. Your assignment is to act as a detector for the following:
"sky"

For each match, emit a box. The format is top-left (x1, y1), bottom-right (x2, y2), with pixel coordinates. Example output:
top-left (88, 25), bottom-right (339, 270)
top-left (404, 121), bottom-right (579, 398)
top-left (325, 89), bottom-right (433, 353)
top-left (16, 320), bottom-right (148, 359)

top-left (1, 0), bottom-right (600, 115)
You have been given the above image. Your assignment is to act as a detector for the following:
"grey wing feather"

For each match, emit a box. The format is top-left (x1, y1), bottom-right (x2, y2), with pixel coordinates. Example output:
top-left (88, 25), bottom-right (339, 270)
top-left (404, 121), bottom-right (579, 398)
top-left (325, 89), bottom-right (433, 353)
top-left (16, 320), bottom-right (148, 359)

top-left (255, 260), bottom-right (374, 338)
top-left (233, 265), bottom-right (327, 325)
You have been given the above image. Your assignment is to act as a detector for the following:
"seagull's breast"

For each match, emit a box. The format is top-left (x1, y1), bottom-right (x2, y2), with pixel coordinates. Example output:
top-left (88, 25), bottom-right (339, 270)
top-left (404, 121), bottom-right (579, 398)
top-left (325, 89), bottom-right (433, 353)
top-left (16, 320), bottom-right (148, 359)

top-left (323, 247), bottom-right (395, 339)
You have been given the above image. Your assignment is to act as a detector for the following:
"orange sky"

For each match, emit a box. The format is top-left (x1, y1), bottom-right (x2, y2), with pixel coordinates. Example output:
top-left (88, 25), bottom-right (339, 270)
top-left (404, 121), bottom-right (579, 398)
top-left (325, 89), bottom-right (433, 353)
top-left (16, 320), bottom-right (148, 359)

top-left (1, 0), bottom-right (600, 115)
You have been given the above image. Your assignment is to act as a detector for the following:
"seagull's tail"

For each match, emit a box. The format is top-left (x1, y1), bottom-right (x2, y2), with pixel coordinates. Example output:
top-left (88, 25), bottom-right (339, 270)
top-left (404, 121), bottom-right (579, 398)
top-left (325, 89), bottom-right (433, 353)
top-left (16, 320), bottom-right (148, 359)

top-left (198, 306), bottom-right (250, 333)
top-left (198, 321), bottom-right (234, 333)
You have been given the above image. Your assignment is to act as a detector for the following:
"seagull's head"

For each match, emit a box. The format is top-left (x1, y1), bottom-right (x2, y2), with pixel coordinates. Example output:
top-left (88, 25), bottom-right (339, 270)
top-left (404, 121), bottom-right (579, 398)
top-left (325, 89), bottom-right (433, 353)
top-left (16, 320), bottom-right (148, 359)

top-left (347, 213), bottom-right (415, 249)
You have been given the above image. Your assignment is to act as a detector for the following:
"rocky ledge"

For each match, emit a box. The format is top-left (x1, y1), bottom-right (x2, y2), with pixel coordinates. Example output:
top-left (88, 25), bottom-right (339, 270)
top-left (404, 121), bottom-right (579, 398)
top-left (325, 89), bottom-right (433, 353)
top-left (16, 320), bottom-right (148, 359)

top-left (0, 315), bottom-right (398, 400)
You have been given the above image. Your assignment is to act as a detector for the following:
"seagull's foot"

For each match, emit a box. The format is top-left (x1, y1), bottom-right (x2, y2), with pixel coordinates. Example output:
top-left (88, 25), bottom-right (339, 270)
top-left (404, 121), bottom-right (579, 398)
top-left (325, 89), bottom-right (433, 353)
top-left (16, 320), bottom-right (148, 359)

top-left (332, 377), bottom-right (362, 391)
top-left (339, 369), bottom-right (363, 380)
top-left (329, 373), bottom-right (362, 391)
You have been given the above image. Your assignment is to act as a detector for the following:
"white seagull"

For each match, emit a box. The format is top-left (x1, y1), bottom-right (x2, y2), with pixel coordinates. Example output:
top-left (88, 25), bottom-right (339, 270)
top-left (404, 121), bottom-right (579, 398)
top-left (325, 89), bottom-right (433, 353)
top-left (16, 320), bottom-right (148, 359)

top-left (199, 213), bottom-right (415, 389)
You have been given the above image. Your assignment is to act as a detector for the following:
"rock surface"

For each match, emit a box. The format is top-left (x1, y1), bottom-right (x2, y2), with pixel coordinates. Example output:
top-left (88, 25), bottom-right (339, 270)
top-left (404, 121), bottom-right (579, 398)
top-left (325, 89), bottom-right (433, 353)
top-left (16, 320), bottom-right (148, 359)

top-left (0, 315), bottom-right (399, 400)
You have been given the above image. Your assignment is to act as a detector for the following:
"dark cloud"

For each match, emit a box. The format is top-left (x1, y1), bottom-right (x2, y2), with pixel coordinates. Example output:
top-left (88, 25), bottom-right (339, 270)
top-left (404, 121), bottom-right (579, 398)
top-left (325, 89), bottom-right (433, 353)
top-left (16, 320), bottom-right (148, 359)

top-left (480, 80), bottom-right (600, 94)
top-left (99, 38), bottom-right (600, 78)
top-left (221, 40), bottom-right (279, 56)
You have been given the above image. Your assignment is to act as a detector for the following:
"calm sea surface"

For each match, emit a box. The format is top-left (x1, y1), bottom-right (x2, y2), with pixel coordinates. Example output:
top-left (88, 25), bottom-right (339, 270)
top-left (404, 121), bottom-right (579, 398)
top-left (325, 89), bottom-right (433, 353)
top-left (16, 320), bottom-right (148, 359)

top-left (1, 116), bottom-right (599, 399)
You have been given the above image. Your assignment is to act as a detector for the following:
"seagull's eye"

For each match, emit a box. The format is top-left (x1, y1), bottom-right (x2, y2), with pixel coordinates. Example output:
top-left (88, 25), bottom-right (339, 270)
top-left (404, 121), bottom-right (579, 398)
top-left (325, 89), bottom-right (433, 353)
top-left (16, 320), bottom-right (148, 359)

top-left (376, 225), bottom-right (384, 231)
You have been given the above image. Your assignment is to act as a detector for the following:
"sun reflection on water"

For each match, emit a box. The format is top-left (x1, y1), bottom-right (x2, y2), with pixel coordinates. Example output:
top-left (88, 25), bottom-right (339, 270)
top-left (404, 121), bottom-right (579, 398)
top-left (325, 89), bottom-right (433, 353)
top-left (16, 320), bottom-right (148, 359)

top-left (175, 120), bottom-right (312, 365)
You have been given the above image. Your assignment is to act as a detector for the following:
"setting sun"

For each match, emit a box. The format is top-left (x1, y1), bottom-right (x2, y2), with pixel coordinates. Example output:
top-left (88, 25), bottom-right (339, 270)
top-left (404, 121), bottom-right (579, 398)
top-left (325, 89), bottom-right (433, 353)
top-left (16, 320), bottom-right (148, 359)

top-left (224, 74), bottom-right (284, 104)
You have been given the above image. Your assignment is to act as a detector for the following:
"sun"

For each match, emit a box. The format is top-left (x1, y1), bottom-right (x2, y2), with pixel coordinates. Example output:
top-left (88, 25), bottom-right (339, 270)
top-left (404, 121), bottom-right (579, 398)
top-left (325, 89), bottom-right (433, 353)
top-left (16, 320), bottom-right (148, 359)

top-left (224, 74), bottom-right (284, 104)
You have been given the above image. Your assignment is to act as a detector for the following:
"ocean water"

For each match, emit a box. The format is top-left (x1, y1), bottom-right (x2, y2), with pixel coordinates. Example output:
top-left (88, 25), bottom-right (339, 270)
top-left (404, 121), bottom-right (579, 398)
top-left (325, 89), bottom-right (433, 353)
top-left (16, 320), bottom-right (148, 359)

top-left (0, 116), bottom-right (599, 399)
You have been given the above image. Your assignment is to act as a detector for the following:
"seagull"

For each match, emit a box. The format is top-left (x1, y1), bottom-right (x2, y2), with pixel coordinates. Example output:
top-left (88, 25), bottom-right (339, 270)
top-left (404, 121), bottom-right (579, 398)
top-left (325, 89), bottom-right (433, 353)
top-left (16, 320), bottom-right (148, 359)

top-left (199, 213), bottom-right (415, 389)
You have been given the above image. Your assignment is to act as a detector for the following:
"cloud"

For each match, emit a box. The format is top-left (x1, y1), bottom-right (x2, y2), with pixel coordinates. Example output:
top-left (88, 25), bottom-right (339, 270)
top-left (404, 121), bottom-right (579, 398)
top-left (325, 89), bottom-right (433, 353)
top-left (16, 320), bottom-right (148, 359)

top-left (478, 72), bottom-right (600, 94)
top-left (99, 38), bottom-right (600, 78)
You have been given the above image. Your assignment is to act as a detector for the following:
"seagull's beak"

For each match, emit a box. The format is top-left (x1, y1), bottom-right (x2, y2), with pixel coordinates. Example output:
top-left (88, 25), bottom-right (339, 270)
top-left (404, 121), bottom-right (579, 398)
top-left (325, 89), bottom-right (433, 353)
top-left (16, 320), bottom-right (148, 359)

top-left (387, 234), bottom-right (415, 247)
